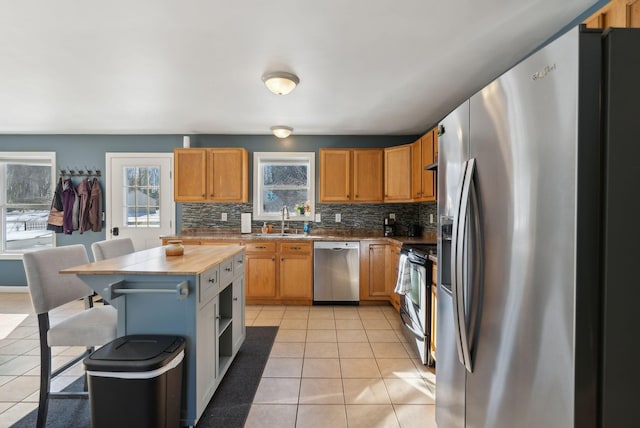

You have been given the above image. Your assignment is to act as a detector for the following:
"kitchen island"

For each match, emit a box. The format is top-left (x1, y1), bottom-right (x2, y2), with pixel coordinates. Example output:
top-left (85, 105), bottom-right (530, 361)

top-left (61, 245), bottom-right (245, 427)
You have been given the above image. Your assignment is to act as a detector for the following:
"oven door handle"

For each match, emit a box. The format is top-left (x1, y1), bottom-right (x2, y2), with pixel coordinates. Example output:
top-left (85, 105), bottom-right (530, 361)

top-left (399, 307), bottom-right (426, 341)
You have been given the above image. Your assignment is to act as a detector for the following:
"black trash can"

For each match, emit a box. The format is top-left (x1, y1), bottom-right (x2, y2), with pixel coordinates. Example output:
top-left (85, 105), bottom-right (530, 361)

top-left (83, 335), bottom-right (186, 428)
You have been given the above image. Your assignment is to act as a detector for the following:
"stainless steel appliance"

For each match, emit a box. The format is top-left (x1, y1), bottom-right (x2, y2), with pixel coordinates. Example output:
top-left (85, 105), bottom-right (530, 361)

top-left (407, 223), bottom-right (421, 237)
top-left (313, 241), bottom-right (359, 304)
top-left (436, 26), bottom-right (640, 427)
top-left (397, 243), bottom-right (436, 366)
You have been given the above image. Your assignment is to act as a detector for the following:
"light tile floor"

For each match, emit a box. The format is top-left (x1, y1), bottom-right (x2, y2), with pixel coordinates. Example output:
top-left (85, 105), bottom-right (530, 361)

top-left (244, 304), bottom-right (436, 428)
top-left (0, 293), bottom-right (436, 427)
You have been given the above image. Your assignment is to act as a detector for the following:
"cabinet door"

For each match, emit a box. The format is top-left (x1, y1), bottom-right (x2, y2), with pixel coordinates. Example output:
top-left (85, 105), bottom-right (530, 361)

top-left (384, 145), bottom-right (412, 202)
top-left (320, 149), bottom-right (351, 202)
top-left (431, 262), bottom-right (438, 361)
top-left (353, 149), bottom-right (383, 202)
top-left (420, 131), bottom-right (436, 201)
top-left (245, 253), bottom-right (277, 298)
top-left (360, 241), bottom-right (388, 300)
top-left (279, 243), bottom-right (312, 299)
top-left (386, 243), bottom-right (402, 311)
top-left (196, 296), bottom-right (218, 415)
top-left (232, 277), bottom-right (245, 354)
top-left (208, 148), bottom-right (248, 202)
top-left (411, 139), bottom-right (423, 200)
top-left (174, 148), bottom-right (207, 202)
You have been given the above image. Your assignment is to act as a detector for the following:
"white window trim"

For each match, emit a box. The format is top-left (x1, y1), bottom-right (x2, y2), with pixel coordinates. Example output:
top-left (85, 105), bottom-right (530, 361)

top-left (0, 152), bottom-right (56, 260)
top-left (252, 152), bottom-right (315, 222)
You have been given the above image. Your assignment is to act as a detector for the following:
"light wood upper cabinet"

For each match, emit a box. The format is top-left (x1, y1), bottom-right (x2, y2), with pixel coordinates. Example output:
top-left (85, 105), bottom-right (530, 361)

top-left (353, 149), bottom-right (384, 202)
top-left (411, 129), bottom-right (437, 202)
top-left (174, 148), bottom-right (248, 202)
top-left (384, 144), bottom-right (412, 202)
top-left (320, 148), bottom-right (383, 203)
top-left (174, 149), bottom-right (208, 201)
top-left (584, 0), bottom-right (640, 28)
top-left (320, 149), bottom-right (351, 202)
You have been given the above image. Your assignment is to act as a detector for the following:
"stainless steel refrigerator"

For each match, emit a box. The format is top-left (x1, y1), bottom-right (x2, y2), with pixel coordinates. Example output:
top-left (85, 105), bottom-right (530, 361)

top-left (436, 26), bottom-right (640, 428)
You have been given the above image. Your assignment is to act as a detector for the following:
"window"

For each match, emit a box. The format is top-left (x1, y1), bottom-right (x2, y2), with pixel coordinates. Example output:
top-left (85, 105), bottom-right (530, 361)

top-left (123, 166), bottom-right (161, 228)
top-left (253, 152), bottom-right (315, 221)
top-left (0, 152), bottom-right (56, 257)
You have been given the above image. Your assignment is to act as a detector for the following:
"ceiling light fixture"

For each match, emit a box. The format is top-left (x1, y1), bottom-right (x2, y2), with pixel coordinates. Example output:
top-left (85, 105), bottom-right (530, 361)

top-left (271, 126), bottom-right (293, 138)
top-left (262, 72), bottom-right (300, 95)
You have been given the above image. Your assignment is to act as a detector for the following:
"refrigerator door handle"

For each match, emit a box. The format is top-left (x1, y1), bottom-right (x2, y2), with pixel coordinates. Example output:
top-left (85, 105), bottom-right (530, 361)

top-left (454, 158), bottom-right (477, 373)
top-left (451, 159), bottom-right (470, 368)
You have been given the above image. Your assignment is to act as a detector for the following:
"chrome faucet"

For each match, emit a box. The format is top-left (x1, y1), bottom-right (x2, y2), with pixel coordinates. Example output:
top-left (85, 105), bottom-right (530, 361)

top-left (281, 205), bottom-right (289, 234)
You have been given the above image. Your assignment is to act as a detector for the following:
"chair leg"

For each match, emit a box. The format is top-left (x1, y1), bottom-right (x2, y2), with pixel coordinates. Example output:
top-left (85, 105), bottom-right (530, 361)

top-left (36, 313), bottom-right (51, 428)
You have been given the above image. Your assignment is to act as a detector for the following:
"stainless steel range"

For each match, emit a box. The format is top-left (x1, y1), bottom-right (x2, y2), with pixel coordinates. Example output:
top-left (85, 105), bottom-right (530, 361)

top-left (395, 243), bottom-right (436, 366)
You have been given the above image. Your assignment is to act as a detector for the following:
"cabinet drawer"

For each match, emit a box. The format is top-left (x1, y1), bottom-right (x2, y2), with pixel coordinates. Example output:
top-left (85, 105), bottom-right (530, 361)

top-left (244, 242), bottom-right (276, 253)
top-left (200, 265), bottom-right (220, 304)
top-left (279, 242), bottom-right (312, 255)
top-left (220, 256), bottom-right (234, 288)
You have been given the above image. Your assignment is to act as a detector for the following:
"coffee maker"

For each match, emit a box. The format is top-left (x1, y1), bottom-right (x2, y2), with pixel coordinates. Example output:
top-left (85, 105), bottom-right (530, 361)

top-left (383, 217), bottom-right (395, 237)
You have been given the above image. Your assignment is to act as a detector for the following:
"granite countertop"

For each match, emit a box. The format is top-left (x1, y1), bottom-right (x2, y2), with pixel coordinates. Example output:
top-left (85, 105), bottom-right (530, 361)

top-left (161, 229), bottom-right (437, 246)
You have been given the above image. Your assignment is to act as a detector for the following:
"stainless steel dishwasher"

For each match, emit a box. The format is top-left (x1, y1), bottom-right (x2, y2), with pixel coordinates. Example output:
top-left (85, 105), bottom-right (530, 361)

top-left (313, 241), bottom-right (360, 304)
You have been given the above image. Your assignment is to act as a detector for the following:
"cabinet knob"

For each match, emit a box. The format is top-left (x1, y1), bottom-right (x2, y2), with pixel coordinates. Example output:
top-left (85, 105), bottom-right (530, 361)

top-left (272, 257), bottom-right (275, 261)
top-left (281, 258), bottom-right (284, 262)
top-left (233, 297), bottom-right (238, 301)
top-left (208, 277), bottom-right (216, 283)
top-left (237, 260), bottom-right (243, 265)
top-left (225, 267), bottom-right (232, 272)
top-left (355, 194), bottom-right (359, 198)
top-left (346, 194), bottom-right (350, 198)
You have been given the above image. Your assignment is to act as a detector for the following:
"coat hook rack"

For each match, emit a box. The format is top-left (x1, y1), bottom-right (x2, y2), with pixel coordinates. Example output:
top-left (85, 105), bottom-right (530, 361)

top-left (59, 167), bottom-right (101, 178)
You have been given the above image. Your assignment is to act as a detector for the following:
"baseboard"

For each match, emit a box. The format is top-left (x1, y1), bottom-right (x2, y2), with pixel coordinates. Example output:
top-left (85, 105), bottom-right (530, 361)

top-left (0, 286), bottom-right (28, 293)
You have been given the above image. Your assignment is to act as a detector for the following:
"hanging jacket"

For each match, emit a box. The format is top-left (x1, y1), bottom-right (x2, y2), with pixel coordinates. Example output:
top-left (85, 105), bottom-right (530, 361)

top-left (88, 177), bottom-right (103, 232)
top-left (76, 178), bottom-right (91, 234)
top-left (61, 178), bottom-right (77, 234)
top-left (46, 177), bottom-right (64, 233)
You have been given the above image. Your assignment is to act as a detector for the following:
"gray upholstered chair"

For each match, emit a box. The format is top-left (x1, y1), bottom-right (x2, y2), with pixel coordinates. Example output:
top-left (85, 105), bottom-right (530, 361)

top-left (91, 237), bottom-right (135, 261)
top-left (23, 244), bottom-right (117, 428)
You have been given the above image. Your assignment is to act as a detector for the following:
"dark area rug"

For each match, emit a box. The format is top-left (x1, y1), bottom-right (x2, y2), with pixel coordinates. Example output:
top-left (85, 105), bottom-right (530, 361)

top-left (11, 326), bottom-right (278, 428)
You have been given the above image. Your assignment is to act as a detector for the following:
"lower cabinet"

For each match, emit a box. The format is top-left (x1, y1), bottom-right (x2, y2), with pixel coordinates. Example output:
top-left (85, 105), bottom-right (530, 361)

top-left (245, 242), bottom-right (277, 298)
top-left (360, 240), bottom-right (389, 301)
top-left (245, 241), bottom-right (313, 304)
top-left (196, 295), bottom-right (218, 416)
top-left (195, 251), bottom-right (246, 420)
top-left (387, 242), bottom-right (402, 311)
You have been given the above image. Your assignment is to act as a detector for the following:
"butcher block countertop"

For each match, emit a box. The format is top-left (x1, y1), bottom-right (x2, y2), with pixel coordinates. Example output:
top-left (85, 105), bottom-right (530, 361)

top-left (60, 245), bottom-right (243, 276)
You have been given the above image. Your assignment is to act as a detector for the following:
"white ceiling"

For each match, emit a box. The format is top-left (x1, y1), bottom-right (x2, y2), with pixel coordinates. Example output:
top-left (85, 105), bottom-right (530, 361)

top-left (0, 0), bottom-right (604, 136)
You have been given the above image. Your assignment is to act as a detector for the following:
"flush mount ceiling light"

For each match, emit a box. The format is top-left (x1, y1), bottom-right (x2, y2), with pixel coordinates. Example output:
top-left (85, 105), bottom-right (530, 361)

top-left (271, 126), bottom-right (293, 138)
top-left (262, 72), bottom-right (300, 95)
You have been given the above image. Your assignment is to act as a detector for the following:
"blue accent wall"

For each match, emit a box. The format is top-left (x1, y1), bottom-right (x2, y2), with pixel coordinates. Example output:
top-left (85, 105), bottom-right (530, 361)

top-left (0, 133), bottom-right (416, 287)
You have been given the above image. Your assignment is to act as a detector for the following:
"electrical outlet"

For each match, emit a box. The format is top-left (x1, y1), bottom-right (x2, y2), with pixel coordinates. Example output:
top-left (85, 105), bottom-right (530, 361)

top-left (430, 214), bottom-right (434, 224)
top-left (335, 213), bottom-right (341, 223)
top-left (221, 213), bottom-right (227, 221)
top-left (315, 213), bottom-right (321, 222)
top-left (389, 213), bottom-right (396, 220)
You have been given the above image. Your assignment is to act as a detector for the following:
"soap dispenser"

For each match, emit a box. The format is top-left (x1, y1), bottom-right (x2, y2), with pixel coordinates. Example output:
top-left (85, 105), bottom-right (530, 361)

top-left (261, 222), bottom-right (268, 233)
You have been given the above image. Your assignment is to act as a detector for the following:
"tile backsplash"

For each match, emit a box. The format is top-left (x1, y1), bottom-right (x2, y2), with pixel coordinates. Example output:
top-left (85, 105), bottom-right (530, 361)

top-left (181, 202), bottom-right (437, 234)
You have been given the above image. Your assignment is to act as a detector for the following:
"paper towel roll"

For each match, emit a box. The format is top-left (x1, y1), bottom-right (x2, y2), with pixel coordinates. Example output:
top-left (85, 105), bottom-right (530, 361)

top-left (241, 213), bottom-right (252, 234)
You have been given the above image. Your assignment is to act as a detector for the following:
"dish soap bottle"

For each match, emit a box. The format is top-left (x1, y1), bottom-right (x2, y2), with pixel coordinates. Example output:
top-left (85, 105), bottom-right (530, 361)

top-left (261, 222), bottom-right (268, 234)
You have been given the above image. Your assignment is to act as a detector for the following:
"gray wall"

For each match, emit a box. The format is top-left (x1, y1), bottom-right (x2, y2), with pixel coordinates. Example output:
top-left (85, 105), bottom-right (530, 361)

top-left (0, 133), bottom-right (419, 287)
